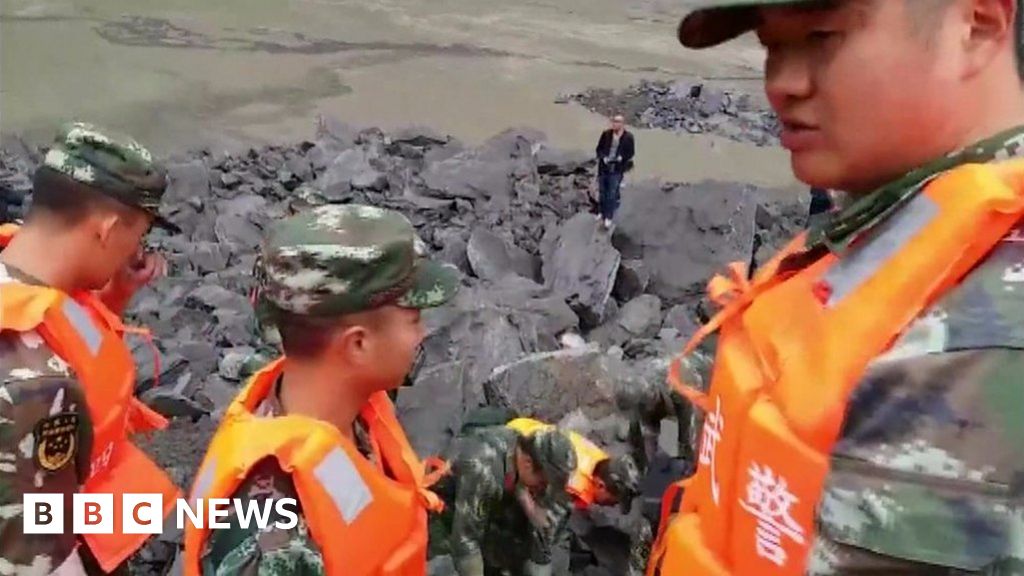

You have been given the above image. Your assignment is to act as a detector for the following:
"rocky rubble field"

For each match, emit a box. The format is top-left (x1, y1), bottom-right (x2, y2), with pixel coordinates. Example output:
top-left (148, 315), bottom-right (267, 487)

top-left (562, 79), bottom-right (780, 147)
top-left (0, 116), bottom-right (807, 575)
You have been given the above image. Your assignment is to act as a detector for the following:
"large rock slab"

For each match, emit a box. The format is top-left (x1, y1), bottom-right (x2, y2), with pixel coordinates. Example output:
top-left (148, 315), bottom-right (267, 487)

top-left (314, 148), bottom-right (387, 196)
top-left (466, 227), bottom-right (539, 282)
top-left (543, 213), bottom-right (621, 329)
top-left (483, 346), bottom-right (626, 424)
top-left (394, 361), bottom-right (475, 458)
top-left (613, 180), bottom-right (758, 305)
top-left (535, 144), bottom-right (593, 176)
top-left (421, 154), bottom-right (514, 200)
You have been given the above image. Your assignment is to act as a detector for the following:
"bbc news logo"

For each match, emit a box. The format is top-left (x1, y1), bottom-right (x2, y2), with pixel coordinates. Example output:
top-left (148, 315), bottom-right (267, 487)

top-left (23, 494), bottom-right (299, 534)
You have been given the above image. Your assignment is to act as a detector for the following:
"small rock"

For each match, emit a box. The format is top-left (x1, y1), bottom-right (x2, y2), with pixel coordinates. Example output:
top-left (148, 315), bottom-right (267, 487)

top-left (613, 259), bottom-right (650, 302)
top-left (662, 304), bottom-right (699, 339)
top-left (219, 347), bottom-right (256, 381)
top-left (617, 294), bottom-right (662, 338)
top-left (466, 228), bottom-right (539, 282)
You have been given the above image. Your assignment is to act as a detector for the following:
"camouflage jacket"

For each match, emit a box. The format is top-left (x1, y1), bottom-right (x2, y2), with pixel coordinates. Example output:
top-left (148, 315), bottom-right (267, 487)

top-left (802, 215), bottom-right (1024, 575)
top-left (0, 262), bottom-right (114, 575)
top-left (199, 378), bottom-right (378, 576)
top-left (675, 173), bottom-right (1024, 573)
top-left (446, 427), bottom-right (574, 575)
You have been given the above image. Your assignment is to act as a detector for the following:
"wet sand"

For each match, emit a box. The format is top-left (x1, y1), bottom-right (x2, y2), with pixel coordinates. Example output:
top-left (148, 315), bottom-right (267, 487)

top-left (1, 0), bottom-right (796, 188)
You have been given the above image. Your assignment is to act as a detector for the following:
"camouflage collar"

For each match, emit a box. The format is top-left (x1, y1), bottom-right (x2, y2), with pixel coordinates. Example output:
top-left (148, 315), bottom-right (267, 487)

top-left (261, 375), bottom-right (377, 462)
top-left (806, 125), bottom-right (1024, 255)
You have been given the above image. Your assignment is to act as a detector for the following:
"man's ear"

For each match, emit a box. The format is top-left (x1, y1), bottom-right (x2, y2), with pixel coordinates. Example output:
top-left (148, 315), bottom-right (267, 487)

top-left (95, 213), bottom-right (121, 246)
top-left (961, 0), bottom-right (1016, 77)
top-left (332, 324), bottom-right (368, 364)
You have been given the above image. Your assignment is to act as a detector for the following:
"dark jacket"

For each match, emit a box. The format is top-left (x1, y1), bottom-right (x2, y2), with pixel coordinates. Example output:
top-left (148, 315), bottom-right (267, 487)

top-left (596, 129), bottom-right (635, 174)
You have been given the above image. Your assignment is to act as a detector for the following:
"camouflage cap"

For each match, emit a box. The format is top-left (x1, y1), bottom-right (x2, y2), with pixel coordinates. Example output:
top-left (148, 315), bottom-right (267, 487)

top-left (256, 204), bottom-right (459, 318)
top-left (527, 429), bottom-right (577, 490)
top-left (39, 121), bottom-right (178, 232)
top-left (603, 454), bottom-right (641, 512)
top-left (676, 0), bottom-right (817, 49)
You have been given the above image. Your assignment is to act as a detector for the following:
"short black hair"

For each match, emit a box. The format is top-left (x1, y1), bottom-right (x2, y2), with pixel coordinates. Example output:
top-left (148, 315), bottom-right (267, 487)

top-left (269, 309), bottom-right (343, 360)
top-left (270, 307), bottom-right (385, 360)
top-left (28, 166), bottom-right (138, 226)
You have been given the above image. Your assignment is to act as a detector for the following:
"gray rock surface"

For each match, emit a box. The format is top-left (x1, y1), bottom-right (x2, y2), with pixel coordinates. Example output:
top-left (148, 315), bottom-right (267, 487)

top-left (0, 113), bottom-right (805, 576)
top-left (466, 227), bottom-right (539, 282)
top-left (543, 213), bottom-right (622, 329)
top-left (567, 79), bottom-right (780, 146)
top-left (612, 180), bottom-right (758, 305)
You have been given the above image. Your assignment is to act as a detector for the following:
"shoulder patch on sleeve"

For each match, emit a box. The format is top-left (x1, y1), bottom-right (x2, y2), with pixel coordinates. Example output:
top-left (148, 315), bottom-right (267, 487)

top-left (34, 412), bottom-right (79, 472)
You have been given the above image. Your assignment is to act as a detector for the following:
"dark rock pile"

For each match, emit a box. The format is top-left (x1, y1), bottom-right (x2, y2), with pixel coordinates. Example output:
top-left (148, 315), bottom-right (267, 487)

top-left (563, 79), bottom-right (781, 146)
top-left (0, 115), bottom-right (806, 576)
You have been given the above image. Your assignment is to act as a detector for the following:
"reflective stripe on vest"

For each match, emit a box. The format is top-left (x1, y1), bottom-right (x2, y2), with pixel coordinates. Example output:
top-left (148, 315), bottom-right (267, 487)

top-left (183, 357), bottom-right (439, 576)
top-left (0, 226), bottom-right (180, 572)
top-left (647, 160), bottom-right (1024, 576)
top-left (506, 417), bottom-right (607, 507)
top-left (61, 299), bottom-right (103, 356)
top-left (314, 447), bottom-right (374, 523)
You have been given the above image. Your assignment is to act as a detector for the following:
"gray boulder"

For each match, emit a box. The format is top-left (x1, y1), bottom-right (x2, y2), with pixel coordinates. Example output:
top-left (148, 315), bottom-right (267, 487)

top-left (535, 144), bottom-right (593, 176)
top-left (613, 259), bottom-right (650, 302)
top-left (543, 213), bottom-right (621, 329)
top-left (662, 304), bottom-right (699, 340)
top-left (421, 154), bottom-right (513, 200)
top-left (613, 180), bottom-right (758, 305)
top-left (483, 346), bottom-right (625, 424)
top-left (618, 294), bottom-right (662, 339)
top-left (466, 228), bottom-right (539, 282)
top-left (315, 148), bottom-right (387, 195)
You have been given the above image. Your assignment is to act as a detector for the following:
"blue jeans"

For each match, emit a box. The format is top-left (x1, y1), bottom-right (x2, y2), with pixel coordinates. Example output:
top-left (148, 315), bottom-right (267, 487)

top-left (598, 171), bottom-right (623, 220)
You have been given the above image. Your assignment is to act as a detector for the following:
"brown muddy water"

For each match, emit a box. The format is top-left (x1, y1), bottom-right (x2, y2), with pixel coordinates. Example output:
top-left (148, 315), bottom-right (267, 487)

top-left (0, 0), bottom-right (798, 189)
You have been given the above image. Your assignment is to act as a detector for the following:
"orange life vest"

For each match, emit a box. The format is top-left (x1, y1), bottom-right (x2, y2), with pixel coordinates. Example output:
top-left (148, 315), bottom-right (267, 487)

top-left (183, 357), bottom-right (448, 576)
top-left (0, 224), bottom-right (180, 572)
top-left (506, 417), bottom-right (608, 508)
top-left (646, 160), bottom-right (1024, 576)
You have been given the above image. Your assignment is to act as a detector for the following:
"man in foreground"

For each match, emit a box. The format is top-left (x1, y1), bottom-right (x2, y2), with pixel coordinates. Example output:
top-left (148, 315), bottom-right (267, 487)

top-left (648, 0), bottom-right (1024, 574)
top-left (183, 204), bottom-right (459, 575)
top-left (0, 122), bottom-right (180, 574)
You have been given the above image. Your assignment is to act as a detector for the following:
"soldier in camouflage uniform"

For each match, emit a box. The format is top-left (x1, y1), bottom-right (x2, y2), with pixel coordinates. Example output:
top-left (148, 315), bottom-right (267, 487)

top-left (0, 122), bottom-right (176, 574)
top-left (662, 0), bottom-right (1024, 573)
top-left (432, 424), bottom-right (578, 576)
top-left (195, 204), bottom-right (459, 575)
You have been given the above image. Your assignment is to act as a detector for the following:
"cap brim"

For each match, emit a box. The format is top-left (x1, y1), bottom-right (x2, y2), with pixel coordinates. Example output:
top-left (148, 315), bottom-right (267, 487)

top-left (396, 258), bottom-right (460, 309)
top-left (677, 0), bottom-right (816, 49)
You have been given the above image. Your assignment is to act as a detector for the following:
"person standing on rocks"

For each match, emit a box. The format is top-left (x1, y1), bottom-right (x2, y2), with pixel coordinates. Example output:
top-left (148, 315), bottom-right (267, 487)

top-left (594, 114), bottom-right (635, 229)
top-left (182, 204), bottom-right (460, 575)
top-left (0, 122), bottom-right (181, 574)
top-left (648, 0), bottom-right (1024, 574)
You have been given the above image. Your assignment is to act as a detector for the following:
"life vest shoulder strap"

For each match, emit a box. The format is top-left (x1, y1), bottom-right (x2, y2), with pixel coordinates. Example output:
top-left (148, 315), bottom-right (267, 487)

top-left (0, 223), bottom-right (19, 247)
top-left (0, 282), bottom-right (63, 333)
top-left (506, 417), bottom-right (552, 436)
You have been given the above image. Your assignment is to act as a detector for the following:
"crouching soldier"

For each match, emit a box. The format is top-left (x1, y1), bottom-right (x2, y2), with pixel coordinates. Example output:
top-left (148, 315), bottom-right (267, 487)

top-left (433, 423), bottom-right (577, 576)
